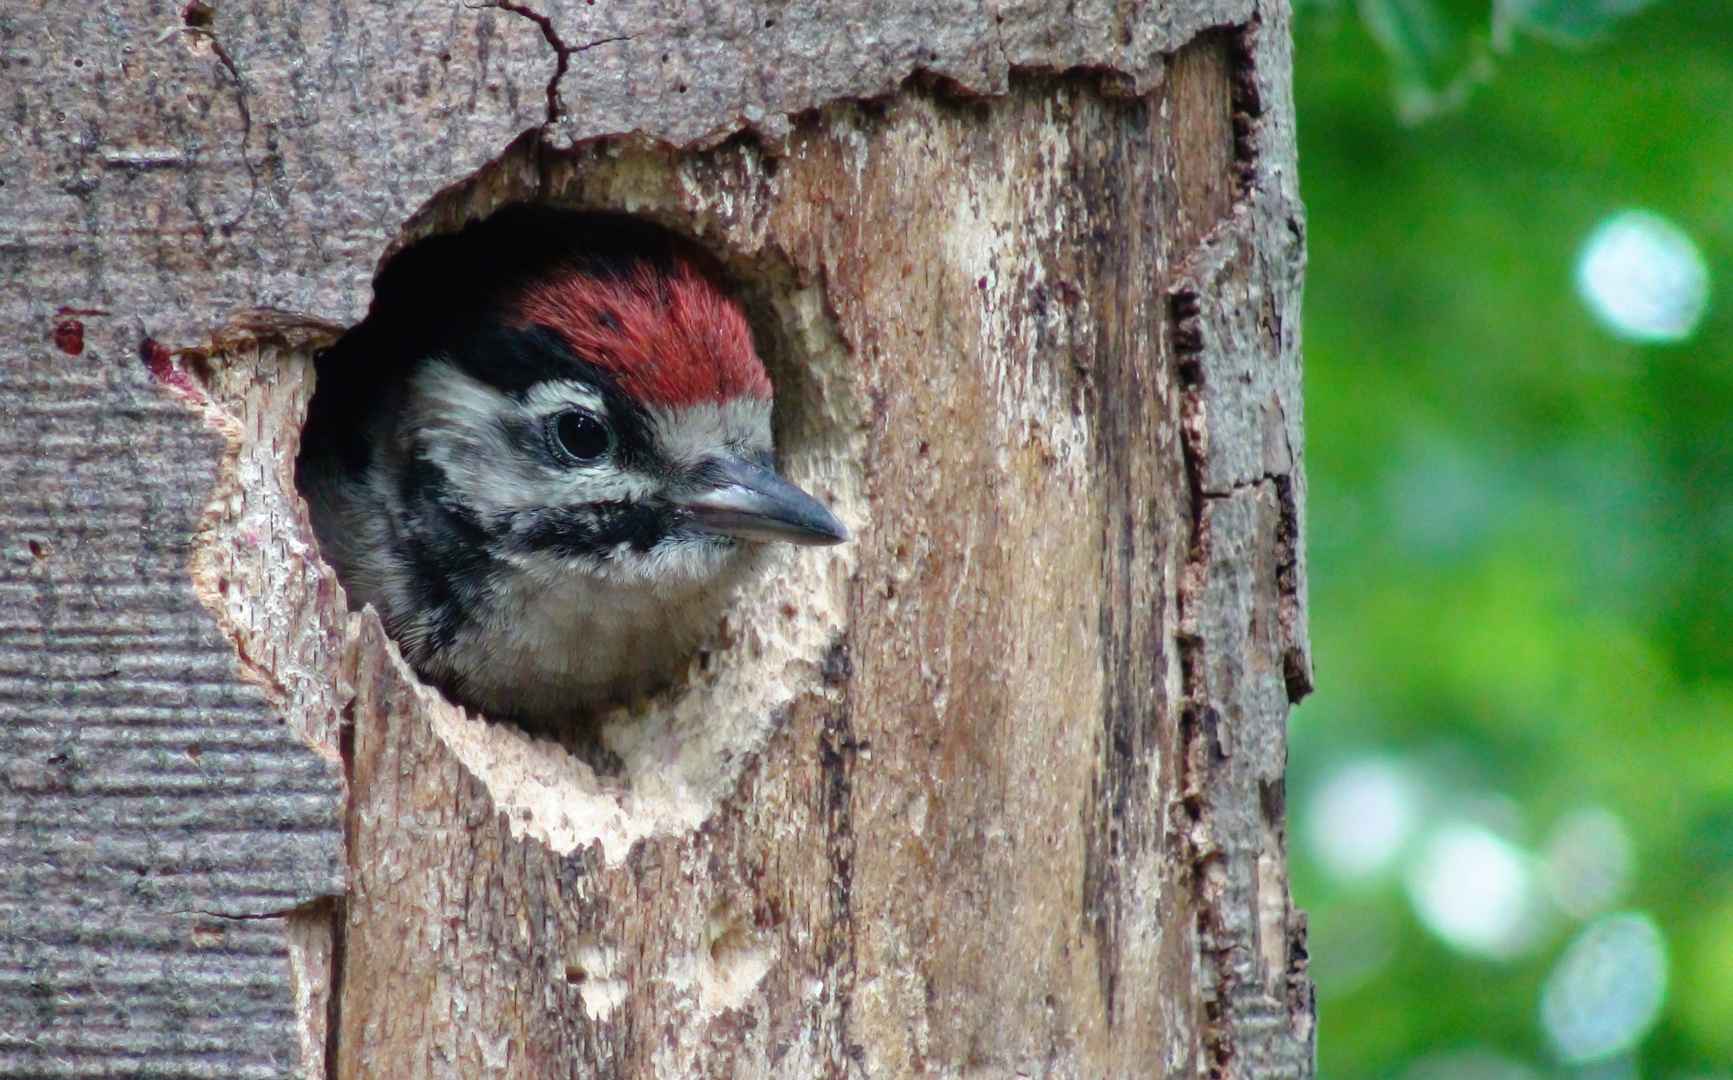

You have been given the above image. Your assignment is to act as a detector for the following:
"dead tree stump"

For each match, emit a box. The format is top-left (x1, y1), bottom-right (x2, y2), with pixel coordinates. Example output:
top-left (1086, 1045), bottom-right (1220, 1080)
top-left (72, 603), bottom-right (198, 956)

top-left (1, 1), bottom-right (1312, 1076)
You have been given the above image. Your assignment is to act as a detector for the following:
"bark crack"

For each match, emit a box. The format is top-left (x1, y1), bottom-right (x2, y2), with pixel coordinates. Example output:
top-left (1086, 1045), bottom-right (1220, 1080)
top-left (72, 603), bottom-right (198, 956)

top-left (1228, 23), bottom-right (1264, 196)
top-left (1175, 421), bottom-right (1239, 1080)
top-left (986, 1), bottom-right (1013, 87)
top-left (170, 904), bottom-right (317, 922)
top-left (487, 1), bottom-right (631, 125)
top-left (816, 638), bottom-right (862, 1076)
top-left (156, 23), bottom-right (260, 229)
top-left (1199, 468), bottom-right (1284, 500)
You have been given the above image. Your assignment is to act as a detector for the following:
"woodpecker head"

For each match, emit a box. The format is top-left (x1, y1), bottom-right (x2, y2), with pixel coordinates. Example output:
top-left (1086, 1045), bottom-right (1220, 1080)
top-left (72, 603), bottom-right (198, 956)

top-left (299, 207), bottom-right (847, 723)
top-left (412, 250), bottom-right (848, 582)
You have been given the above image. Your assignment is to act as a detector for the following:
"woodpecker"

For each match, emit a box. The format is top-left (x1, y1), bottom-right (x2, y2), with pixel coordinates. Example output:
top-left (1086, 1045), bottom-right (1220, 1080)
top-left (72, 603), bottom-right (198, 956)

top-left (297, 207), bottom-right (848, 725)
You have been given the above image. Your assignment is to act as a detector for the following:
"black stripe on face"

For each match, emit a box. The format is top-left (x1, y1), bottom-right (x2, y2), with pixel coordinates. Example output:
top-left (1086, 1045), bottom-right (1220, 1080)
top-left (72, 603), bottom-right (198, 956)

top-left (396, 458), bottom-right (499, 653)
top-left (448, 326), bottom-right (658, 468)
top-left (509, 501), bottom-right (686, 559)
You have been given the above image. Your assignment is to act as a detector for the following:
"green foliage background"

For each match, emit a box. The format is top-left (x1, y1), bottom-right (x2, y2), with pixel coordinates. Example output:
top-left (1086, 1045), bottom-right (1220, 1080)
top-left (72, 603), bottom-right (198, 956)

top-left (1291, 0), bottom-right (1733, 1076)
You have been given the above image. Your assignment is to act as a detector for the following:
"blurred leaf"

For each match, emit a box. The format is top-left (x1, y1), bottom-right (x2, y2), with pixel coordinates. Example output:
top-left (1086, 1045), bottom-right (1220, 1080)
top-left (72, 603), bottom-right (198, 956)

top-left (1675, 898), bottom-right (1733, 1057)
top-left (1497, 0), bottom-right (1664, 46)
top-left (1681, 802), bottom-right (1733, 885)
top-left (1358, 0), bottom-right (1497, 121)
top-left (1359, 0), bottom-right (1461, 75)
top-left (1349, 0), bottom-right (1672, 119)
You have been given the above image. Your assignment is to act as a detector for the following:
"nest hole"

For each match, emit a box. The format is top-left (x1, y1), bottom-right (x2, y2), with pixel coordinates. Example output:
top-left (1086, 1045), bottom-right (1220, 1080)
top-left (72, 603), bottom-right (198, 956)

top-left (179, 137), bottom-right (861, 859)
top-left (296, 202), bottom-right (852, 767)
top-left (175, 139), bottom-right (865, 860)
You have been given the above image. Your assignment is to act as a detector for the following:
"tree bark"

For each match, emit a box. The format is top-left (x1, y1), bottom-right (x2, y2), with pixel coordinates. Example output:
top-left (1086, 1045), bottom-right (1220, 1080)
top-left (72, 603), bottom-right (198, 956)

top-left (1, 2), bottom-right (1311, 1078)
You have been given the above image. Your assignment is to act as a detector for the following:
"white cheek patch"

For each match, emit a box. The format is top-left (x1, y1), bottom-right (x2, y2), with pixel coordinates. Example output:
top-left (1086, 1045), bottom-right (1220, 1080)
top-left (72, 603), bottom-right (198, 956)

top-left (651, 398), bottom-right (774, 470)
top-left (406, 364), bottom-right (658, 517)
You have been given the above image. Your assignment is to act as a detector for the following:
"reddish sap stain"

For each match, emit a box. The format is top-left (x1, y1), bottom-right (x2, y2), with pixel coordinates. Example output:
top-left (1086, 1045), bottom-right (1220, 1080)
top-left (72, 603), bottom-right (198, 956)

top-left (52, 319), bottom-right (84, 355)
top-left (140, 337), bottom-right (172, 378)
top-left (140, 337), bottom-right (203, 403)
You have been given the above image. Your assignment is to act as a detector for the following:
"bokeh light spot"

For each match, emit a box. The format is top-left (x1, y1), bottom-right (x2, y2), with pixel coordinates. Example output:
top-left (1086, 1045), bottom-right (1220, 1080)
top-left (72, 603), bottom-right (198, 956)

top-left (1307, 758), bottom-right (1422, 883)
top-left (1541, 807), bottom-right (1633, 921)
top-left (1539, 912), bottom-right (1668, 1063)
top-left (1575, 209), bottom-right (1710, 344)
top-left (1405, 821), bottom-right (1538, 957)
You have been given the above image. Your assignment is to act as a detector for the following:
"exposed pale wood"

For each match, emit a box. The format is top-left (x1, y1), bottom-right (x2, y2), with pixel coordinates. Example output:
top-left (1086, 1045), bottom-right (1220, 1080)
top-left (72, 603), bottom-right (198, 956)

top-left (1, 0), bottom-right (1310, 1076)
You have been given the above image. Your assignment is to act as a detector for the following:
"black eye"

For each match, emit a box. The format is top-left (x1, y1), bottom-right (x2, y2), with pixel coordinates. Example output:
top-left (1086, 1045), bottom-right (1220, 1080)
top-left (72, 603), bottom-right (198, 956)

top-left (548, 409), bottom-right (611, 464)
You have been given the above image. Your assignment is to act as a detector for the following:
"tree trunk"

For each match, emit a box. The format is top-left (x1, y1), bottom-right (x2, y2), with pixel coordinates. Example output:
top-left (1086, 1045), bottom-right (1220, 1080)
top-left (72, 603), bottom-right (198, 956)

top-left (1, 2), bottom-right (1312, 1078)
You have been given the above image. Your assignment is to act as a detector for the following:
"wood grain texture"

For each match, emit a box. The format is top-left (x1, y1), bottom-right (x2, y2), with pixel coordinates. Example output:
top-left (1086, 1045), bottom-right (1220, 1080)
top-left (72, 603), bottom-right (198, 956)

top-left (1, 0), bottom-right (1309, 1076)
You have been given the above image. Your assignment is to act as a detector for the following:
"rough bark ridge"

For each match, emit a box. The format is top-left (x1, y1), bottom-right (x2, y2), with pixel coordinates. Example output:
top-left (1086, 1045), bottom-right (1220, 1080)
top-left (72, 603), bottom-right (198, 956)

top-left (0, 1), bottom-right (1309, 1077)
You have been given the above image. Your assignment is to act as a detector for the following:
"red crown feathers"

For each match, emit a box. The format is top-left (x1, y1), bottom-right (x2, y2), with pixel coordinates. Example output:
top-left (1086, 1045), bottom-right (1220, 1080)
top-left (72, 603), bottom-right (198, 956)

top-left (507, 257), bottom-right (772, 410)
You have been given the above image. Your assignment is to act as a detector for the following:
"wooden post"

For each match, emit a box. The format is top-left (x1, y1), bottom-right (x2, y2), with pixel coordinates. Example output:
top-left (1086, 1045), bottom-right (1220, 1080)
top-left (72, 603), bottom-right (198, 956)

top-left (1, 1), bottom-right (1312, 1076)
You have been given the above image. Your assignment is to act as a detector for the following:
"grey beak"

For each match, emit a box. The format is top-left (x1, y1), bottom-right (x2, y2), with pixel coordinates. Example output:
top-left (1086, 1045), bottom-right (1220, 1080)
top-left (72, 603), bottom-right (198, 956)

top-left (669, 456), bottom-right (851, 546)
